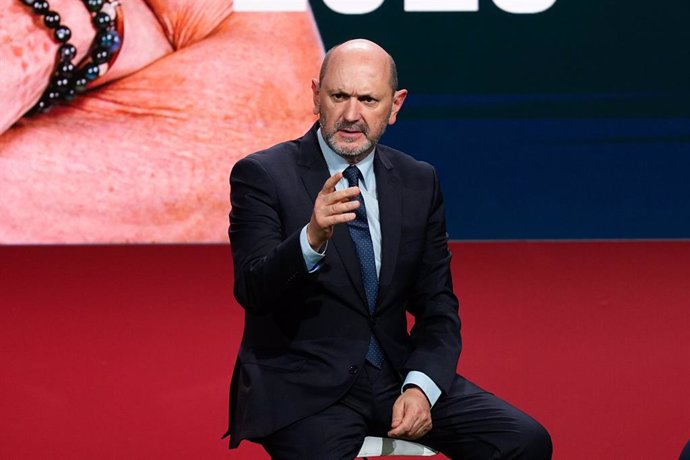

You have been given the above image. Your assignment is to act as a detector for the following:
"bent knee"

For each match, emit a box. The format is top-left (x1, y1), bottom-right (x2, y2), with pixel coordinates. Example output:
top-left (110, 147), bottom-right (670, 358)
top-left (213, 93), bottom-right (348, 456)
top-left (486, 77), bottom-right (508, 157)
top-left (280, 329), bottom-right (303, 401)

top-left (516, 417), bottom-right (552, 460)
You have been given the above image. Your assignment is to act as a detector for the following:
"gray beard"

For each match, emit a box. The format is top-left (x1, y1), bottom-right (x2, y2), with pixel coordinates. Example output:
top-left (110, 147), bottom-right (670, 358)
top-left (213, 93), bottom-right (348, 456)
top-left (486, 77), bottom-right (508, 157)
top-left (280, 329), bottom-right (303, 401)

top-left (323, 131), bottom-right (374, 158)
top-left (320, 117), bottom-right (388, 159)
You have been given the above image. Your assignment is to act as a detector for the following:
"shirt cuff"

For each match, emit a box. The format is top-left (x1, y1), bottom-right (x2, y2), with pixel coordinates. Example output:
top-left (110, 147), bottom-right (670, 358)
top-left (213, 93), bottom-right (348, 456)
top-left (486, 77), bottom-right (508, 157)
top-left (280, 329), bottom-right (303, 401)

top-left (403, 371), bottom-right (442, 408)
top-left (300, 225), bottom-right (326, 273)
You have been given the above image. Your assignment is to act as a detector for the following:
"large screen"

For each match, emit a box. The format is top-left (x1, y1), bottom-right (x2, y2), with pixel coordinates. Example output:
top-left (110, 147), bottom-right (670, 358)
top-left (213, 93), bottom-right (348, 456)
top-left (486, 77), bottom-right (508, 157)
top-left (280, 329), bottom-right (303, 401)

top-left (1, 0), bottom-right (688, 243)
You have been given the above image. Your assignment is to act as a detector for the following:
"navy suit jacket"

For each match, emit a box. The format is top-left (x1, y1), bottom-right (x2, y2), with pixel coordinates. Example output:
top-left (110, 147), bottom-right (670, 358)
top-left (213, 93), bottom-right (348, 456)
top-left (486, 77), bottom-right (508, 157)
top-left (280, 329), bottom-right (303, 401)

top-left (225, 124), bottom-right (461, 447)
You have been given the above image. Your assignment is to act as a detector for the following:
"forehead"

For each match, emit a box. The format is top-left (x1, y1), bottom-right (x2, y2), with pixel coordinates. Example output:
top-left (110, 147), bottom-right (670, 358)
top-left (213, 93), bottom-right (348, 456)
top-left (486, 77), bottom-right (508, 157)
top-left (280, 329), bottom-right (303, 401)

top-left (321, 50), bottom-right (391, 95)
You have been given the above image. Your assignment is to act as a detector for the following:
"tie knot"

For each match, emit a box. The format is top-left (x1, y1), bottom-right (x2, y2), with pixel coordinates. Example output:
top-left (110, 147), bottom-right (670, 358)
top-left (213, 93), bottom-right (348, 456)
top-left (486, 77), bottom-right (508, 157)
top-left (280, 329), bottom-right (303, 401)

top-left (343, 165), bottom-right (361, 188)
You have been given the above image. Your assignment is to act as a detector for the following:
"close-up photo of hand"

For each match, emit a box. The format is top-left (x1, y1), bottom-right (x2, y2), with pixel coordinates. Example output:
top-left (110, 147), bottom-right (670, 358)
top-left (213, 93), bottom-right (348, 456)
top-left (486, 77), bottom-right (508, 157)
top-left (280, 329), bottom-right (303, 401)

top-left (0, 0), bottom-right (323, 243)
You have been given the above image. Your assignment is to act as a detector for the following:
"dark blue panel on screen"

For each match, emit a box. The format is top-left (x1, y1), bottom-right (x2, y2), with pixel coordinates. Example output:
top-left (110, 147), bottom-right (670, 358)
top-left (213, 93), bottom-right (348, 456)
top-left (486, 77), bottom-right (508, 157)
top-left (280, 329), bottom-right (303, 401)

top-left (382, 113), bottom-right (690, 239)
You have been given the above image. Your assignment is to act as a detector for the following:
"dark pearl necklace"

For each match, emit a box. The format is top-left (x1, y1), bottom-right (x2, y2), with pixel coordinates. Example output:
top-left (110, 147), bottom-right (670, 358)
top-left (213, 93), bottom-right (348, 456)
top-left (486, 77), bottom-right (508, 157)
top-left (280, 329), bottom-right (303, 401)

top-left (19, 0), bottom-right (124, 115)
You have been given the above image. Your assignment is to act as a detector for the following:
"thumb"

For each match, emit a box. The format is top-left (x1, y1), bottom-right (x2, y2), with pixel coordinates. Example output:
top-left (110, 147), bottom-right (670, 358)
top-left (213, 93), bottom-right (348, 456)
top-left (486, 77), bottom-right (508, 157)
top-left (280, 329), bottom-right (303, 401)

top-left (390, 399), bottom-right (405, 428)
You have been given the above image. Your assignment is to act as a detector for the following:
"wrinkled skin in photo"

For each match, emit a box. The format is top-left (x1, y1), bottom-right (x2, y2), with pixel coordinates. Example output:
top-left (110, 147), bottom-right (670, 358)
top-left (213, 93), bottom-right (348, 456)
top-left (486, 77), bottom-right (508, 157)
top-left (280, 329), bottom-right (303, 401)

top-left (0, 0), bottom-right (323, 243)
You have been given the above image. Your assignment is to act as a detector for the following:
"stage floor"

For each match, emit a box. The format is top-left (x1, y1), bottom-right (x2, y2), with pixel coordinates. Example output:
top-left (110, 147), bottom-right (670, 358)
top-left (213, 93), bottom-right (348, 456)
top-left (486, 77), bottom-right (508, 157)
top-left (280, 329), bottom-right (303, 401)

top-left (2, 242), bottom-right (688, 459)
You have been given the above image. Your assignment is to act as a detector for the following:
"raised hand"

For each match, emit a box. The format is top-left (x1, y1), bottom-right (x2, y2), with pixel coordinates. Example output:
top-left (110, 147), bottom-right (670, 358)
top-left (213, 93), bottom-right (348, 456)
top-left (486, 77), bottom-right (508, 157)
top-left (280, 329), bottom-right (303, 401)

top-left (307, 172), bottom-right (361, 251)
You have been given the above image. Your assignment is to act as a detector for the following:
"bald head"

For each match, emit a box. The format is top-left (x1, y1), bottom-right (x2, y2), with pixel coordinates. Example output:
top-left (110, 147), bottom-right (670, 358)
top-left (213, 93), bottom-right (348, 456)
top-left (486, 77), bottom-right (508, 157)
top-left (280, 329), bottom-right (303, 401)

top-left (319, 39), bottom-right (398, 93)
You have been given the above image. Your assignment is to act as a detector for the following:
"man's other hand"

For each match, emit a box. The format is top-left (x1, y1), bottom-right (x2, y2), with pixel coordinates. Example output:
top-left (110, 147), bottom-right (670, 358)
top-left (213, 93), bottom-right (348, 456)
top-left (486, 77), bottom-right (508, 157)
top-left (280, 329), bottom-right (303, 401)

top-left (387, 386), bottom-right (433, 440)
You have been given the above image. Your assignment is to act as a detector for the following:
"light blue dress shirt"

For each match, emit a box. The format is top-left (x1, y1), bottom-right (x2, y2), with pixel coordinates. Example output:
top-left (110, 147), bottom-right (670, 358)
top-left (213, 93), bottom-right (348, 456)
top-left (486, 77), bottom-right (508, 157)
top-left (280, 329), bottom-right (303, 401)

top-left (298, 128), bottom-right (442, 407)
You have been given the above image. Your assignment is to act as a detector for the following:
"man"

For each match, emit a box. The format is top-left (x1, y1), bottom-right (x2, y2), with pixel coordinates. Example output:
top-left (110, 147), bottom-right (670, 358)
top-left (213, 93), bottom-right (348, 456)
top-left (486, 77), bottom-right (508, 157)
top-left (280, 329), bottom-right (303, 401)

top-left (225, 39), bottom-right (552, 459)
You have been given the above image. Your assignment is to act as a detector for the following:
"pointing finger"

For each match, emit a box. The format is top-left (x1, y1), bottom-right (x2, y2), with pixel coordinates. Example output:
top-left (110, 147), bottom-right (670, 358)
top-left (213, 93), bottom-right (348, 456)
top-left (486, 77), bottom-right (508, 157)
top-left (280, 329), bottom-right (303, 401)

top-left (321, 172), bottom-right (343, 193)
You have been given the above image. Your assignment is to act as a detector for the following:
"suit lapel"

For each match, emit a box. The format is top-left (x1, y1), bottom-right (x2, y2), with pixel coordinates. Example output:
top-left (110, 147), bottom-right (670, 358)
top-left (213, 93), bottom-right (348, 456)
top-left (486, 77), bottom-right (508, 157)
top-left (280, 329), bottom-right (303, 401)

top-left (374, 147), bottom-right (402, 307)
top-left (297, 126), bottom-right (369, 310)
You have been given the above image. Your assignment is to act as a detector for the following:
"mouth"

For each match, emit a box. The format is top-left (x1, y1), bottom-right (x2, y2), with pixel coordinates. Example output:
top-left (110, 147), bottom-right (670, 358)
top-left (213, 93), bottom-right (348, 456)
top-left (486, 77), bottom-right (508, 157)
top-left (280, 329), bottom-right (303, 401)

top-left (337, 130), bottom-right (364, 142)
top-left (339, 128), bottom-right (362, 134)
top-left (336, 125), bottom-right (366, 141)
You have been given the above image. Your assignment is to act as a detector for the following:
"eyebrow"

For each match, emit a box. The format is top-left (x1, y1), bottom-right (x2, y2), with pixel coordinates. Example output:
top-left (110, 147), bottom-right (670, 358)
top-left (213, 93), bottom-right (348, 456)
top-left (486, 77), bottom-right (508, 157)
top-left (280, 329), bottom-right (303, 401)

top-left (330, 89), bottom-right (379, 100)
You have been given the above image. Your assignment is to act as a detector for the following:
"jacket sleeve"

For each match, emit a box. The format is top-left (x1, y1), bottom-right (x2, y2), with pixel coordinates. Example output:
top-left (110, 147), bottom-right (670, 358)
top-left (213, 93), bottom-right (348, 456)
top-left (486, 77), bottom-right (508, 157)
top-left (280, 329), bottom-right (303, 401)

top-left (403, 166), bottom-right (462, 395)
top-left (228, 155), bottom-right (311, 315)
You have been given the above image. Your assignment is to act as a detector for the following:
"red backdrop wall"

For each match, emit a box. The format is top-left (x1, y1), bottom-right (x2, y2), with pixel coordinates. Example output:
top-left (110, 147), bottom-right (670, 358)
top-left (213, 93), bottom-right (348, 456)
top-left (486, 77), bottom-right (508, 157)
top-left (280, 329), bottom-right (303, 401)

top-left (1, 242), bottom-right (688, 459)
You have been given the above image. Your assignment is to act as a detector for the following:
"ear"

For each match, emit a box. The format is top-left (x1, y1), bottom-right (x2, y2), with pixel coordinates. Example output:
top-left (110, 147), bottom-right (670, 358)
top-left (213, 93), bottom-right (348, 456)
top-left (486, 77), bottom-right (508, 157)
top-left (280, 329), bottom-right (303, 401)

top-left (311, 79), bottom-right (320, 115)
top-left (387, 89), bottom-right (408, 125)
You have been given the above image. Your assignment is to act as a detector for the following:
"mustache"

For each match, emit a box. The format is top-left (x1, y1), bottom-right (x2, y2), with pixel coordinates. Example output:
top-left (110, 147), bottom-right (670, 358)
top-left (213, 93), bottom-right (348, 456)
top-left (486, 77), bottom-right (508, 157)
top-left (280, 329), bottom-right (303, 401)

top-left (335, 121), bottom-right (368, 134)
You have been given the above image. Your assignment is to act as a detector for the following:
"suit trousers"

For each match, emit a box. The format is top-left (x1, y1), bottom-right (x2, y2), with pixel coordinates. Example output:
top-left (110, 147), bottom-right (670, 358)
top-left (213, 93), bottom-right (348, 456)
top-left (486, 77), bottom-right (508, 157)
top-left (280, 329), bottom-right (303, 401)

top-left (256, 360), bottom-right (552, 460)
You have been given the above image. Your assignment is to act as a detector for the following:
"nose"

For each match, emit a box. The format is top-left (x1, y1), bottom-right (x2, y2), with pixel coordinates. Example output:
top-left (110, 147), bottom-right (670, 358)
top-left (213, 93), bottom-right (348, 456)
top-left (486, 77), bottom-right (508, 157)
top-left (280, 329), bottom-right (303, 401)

top-left (342, 98), bottom-right (361, 122)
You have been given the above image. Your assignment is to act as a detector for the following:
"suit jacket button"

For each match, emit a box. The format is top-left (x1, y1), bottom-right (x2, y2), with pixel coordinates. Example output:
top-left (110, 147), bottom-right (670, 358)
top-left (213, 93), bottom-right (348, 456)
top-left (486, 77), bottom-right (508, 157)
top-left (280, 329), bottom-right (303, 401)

top-left (348, 365), bottom-right (359, 375)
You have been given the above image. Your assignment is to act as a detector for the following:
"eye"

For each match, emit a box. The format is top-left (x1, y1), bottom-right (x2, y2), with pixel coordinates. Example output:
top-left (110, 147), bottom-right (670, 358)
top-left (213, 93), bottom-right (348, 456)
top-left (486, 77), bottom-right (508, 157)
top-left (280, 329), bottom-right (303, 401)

top-left (332, 93), bottom-right (347, 101)
top-left (359, 96), bottom-right (377, 105)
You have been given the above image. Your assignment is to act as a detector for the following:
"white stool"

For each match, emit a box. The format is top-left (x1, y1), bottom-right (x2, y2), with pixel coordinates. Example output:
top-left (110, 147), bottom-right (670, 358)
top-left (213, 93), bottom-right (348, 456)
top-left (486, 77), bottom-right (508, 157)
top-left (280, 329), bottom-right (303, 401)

top-left (357, 436), bottom-right (437, 458)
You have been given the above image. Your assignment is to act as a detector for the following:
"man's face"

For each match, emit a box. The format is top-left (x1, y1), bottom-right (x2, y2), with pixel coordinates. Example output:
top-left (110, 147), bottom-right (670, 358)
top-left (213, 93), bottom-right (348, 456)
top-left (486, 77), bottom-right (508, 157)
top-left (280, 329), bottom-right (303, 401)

top-left (312, 48), bottom-right (406, 160)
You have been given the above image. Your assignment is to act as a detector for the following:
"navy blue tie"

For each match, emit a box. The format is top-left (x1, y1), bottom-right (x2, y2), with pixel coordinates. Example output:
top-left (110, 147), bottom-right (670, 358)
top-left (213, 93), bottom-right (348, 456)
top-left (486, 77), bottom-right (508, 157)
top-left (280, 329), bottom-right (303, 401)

top-left (343, 165), bottom-right (385, 368)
